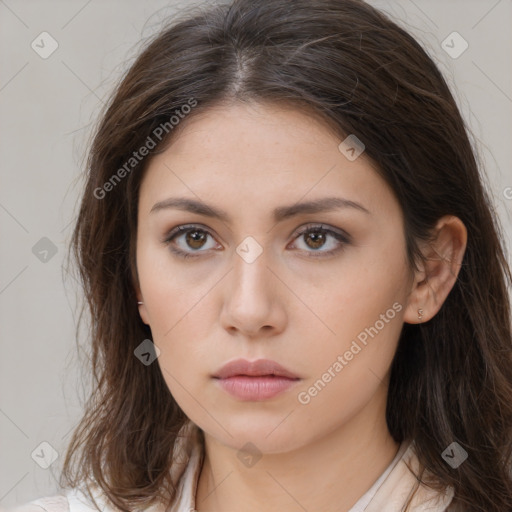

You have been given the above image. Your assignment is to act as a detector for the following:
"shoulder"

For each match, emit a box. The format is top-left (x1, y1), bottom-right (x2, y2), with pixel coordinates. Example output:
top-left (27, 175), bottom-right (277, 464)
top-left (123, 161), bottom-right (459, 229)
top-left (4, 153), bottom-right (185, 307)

top-left (7, 495), bottom-right (70, 512)
top-left (364, 440), bottom-right (456, 511)
top-left (8, 488), bottom-right (105, 512)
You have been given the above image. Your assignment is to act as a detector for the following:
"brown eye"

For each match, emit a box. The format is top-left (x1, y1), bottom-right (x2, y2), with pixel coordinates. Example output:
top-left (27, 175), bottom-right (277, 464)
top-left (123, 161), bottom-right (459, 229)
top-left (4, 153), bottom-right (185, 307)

top-left (303, 231), bottom-right (327, 249)
top-left (163, 225), bottom-right (219, 259)
top-left (291, 224), bottom-right (351, 258)
top-left (185, 230), bottom-right (208, 249)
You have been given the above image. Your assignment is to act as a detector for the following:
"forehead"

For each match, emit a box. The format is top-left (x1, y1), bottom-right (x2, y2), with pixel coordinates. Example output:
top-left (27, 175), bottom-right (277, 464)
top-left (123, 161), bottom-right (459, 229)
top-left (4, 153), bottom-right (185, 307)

top-left (159, 100), bottom-right (343, 159)
top-left (138, 101), bottom-right (397, 222)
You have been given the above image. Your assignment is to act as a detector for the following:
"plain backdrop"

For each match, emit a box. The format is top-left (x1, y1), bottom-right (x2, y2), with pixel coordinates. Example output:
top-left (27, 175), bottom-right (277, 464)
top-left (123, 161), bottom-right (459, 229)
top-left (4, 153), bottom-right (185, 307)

top-left (1, 0), bottom-right (511, 507)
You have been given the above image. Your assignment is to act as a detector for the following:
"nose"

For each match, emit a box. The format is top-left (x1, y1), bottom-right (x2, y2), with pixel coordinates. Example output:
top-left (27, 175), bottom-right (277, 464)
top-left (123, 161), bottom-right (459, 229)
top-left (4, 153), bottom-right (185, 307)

top-left (219, 245), bottom-right (287, 338)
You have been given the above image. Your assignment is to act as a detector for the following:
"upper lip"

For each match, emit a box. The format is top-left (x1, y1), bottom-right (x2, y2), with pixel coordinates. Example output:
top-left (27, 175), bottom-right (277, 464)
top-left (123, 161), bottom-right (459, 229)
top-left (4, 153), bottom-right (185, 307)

top-left (213, 358), bottom-right (300, 379)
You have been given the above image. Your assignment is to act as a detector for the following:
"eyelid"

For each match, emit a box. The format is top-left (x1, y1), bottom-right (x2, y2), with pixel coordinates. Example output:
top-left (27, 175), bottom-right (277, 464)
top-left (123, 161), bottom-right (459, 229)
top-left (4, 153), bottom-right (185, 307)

top-left (290, 223), bottom-right (351, 243)
top-left (161, 223), bottom-right (216, 243)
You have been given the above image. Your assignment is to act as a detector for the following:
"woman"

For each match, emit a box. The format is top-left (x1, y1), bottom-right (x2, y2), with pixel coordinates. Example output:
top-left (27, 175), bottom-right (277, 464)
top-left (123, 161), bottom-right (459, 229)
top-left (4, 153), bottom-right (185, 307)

top-left (12, 0), bottom-right (512, 511)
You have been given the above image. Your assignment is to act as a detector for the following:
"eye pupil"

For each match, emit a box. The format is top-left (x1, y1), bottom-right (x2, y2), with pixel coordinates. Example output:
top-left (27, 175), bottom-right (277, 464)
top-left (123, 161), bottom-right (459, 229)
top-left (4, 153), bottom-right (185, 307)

top-left (305, 231), bottom-right (326, 249)
top-left (186, 230), bottom-right (207, 249)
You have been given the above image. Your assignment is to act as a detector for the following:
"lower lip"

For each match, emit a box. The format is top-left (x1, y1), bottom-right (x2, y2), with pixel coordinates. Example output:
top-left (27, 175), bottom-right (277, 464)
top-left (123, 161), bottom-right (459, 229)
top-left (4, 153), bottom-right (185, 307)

top-left (215, 376), bottom-right (300, 400)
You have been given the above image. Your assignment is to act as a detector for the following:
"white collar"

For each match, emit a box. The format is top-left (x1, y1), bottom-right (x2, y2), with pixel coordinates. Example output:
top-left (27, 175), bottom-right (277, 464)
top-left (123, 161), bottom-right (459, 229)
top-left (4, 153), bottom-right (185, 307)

top-left (167, 420), bottom-right (455, 512)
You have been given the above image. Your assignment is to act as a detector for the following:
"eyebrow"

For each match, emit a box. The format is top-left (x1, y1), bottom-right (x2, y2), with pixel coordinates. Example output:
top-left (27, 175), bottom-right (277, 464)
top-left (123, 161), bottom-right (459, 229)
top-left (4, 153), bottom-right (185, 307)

top-left (150, 196), bottom-right (371, 222)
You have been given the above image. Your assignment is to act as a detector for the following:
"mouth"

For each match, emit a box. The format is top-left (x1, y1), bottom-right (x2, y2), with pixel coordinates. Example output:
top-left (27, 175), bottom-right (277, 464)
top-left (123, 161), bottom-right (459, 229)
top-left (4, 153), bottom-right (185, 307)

top-left (212, 358), bottom-right (301, 401)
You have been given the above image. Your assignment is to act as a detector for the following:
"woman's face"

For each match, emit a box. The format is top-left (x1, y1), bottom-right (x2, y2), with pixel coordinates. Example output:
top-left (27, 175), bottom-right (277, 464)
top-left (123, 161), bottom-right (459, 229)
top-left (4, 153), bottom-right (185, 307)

top-left (136, 101), bottom-right (416, 453)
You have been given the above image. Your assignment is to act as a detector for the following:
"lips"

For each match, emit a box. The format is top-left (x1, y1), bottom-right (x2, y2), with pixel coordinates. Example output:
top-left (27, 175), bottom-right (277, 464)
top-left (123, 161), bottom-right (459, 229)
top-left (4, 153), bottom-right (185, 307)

top-left (212, 358), bottom-right (300, 380)
top-left (212, 358), bottom-right (301, 401)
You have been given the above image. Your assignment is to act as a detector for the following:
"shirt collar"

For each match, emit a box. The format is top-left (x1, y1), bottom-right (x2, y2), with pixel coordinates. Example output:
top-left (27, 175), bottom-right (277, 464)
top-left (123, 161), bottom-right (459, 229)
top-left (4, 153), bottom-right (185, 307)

top-left (160, 420), bottom-right (455, 511)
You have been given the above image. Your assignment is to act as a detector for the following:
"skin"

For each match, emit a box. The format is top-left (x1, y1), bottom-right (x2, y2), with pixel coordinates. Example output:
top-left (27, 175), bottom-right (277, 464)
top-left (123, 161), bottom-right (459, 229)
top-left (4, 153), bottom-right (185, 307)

top-left (135, 101), bottom-right (467, 512)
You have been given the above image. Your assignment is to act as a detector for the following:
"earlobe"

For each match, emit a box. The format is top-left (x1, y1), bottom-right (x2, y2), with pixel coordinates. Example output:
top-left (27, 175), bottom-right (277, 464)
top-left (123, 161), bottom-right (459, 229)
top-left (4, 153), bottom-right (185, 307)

top-left (136, 290), bottom-right (150, 325)
top-left (403, 215), bottom-right (467, 324)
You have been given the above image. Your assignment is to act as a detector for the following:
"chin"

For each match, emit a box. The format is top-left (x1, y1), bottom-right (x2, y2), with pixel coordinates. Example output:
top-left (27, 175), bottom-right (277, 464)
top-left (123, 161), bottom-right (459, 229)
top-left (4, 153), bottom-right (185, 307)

top-left (200, 414), bottom-right (306, 454)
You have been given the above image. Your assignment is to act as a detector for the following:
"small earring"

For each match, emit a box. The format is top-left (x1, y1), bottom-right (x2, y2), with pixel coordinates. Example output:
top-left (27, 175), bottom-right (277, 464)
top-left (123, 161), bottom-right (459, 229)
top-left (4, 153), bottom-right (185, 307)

top-left (418, 308), bottom-right (424, 322)
top-left (137, 301), bottom-right (144, 305)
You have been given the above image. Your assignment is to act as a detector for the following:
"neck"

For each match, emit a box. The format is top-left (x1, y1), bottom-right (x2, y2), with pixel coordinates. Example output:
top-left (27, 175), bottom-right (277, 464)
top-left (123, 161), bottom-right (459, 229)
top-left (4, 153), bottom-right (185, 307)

top-left (195, 385), bottom-right (400, 512)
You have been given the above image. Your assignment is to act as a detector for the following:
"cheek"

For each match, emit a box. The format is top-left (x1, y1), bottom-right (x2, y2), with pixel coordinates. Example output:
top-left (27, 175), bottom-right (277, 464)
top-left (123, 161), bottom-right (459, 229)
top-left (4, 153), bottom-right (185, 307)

top-left (151, 310), bottom-right (212, 413)
top-left (294, 297), bottom-right (404, 430)
top-left (136, 254), bottom-right (215, 377)
top-left (306, 248), bottom-right (407, 345)
top-left (296, 245), bottom-right (408, 393)
top-left (137, 241), bottom-right (210, 332)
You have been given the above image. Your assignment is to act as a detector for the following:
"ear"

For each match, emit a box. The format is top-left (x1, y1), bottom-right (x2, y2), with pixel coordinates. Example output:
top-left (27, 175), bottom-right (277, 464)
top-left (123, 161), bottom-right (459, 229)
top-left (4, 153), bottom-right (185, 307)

top-left (403, 215), bottom-right (467, 324)
top-left (135, 286), bottom-right (150, 325)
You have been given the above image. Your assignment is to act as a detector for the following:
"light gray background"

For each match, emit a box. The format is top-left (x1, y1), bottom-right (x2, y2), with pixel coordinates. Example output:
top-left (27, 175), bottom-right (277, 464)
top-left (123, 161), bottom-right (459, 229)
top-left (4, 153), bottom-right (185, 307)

top-left (1, 0), bottom-right (511, 508)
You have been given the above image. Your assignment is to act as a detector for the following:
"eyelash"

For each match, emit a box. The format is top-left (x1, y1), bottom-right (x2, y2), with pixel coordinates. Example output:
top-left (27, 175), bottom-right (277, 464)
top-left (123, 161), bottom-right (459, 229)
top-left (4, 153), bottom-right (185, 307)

top-left (162, 223), bottom-right (351, 260)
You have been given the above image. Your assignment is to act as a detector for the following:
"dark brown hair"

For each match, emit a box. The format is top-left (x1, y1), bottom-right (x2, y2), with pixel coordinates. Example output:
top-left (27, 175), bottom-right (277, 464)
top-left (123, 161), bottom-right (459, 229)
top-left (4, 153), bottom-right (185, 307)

top-left (61, 0), bottom-right (512, 510)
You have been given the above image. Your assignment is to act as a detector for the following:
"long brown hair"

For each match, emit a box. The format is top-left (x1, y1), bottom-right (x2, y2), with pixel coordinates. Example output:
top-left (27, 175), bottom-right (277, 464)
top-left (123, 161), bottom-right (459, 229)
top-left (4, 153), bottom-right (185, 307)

top-left (61, 1), bottom-right (512, 510)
